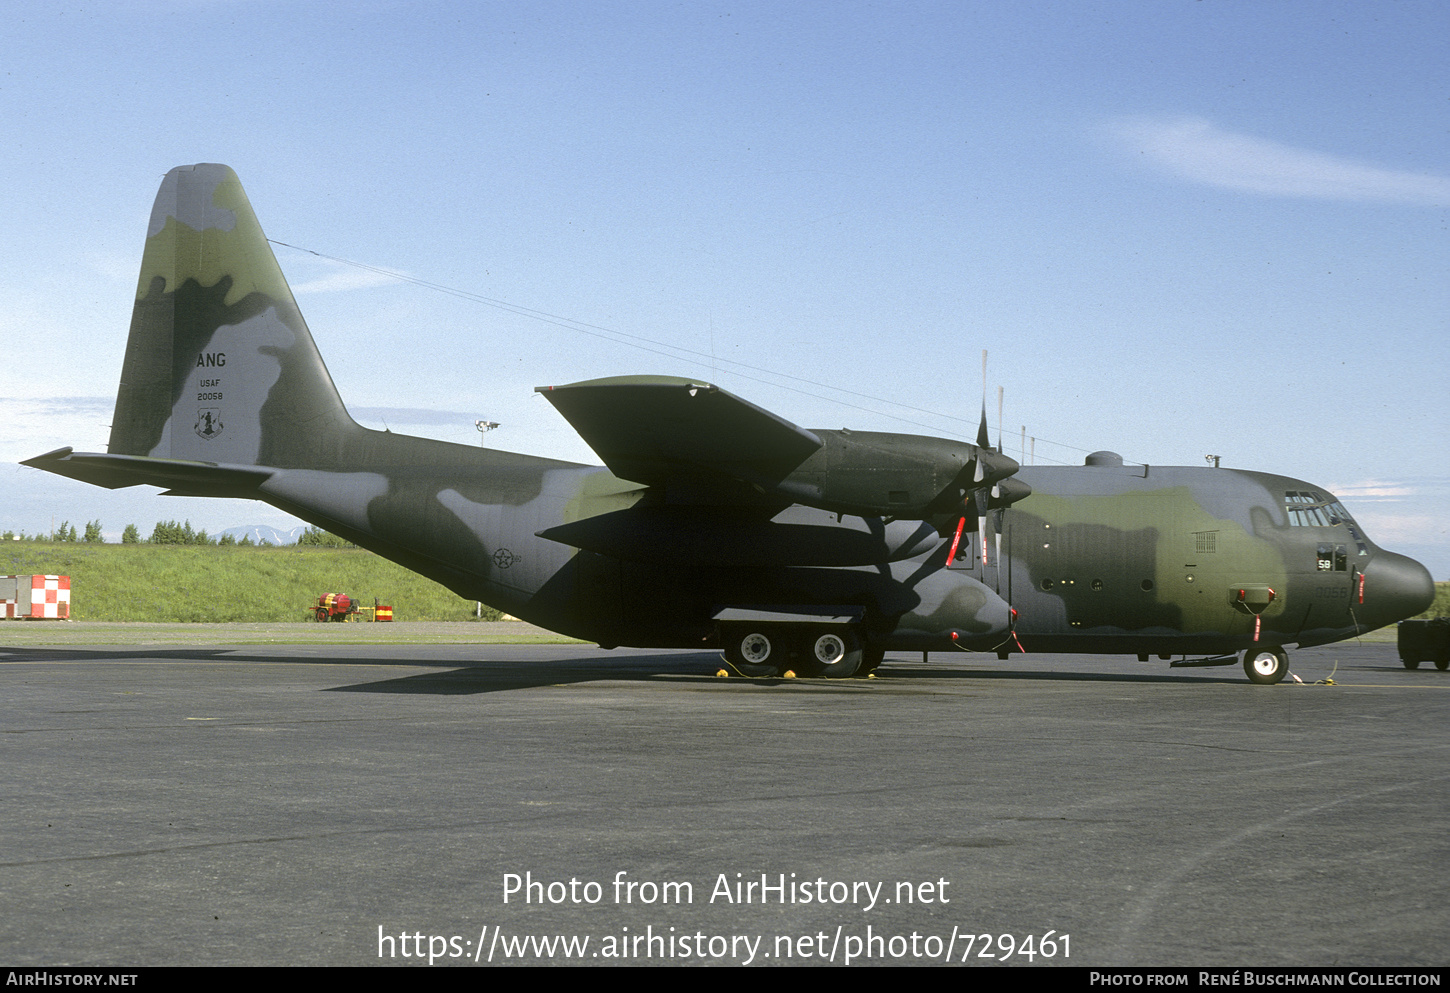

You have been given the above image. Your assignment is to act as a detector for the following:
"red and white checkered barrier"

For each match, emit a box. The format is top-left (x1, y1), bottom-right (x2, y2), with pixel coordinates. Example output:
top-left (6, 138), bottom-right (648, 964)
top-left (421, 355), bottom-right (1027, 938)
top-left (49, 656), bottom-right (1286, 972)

top-left (2, 575), bottom-right (71, 620)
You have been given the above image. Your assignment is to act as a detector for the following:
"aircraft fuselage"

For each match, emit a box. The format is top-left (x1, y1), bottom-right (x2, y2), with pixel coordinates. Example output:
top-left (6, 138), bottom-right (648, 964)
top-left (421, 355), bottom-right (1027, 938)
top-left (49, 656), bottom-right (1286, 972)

top-left (247, 427), bottom-right (1426, 662)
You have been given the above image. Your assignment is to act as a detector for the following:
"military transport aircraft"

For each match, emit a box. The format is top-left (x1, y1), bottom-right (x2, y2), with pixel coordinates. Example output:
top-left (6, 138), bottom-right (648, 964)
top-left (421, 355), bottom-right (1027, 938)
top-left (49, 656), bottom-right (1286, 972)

top-left (24, 165), bottom-right (1436, 683)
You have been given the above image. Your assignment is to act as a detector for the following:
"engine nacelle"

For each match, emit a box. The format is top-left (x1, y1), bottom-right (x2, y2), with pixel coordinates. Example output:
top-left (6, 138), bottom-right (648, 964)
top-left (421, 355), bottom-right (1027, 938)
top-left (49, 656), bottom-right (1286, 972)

top-left (773, 429), bottom-right (1025, 518)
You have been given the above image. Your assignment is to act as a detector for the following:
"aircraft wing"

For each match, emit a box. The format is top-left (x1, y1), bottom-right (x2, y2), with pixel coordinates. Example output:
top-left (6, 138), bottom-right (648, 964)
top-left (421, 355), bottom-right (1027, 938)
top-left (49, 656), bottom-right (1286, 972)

top-left (536, 376), bottom-right (822, 490)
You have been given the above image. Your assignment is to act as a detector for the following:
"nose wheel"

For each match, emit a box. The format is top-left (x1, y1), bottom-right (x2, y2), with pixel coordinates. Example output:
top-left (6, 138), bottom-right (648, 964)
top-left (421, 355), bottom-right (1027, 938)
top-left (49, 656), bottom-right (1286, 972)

top-left (1242, 647), bottom-right (1288, 685)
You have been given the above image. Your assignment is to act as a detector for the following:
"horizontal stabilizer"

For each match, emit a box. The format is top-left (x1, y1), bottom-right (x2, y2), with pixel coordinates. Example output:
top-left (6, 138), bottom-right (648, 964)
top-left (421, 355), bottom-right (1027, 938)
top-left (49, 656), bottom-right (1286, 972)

top-left (537, 376), bottom-right (822, 490)
top-left (22, 447), bottom-right (273, 497)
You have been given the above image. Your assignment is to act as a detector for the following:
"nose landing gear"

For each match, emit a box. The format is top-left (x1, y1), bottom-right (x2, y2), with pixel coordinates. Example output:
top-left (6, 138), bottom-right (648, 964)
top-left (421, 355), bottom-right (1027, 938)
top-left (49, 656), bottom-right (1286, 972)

top-left (1242, 646), bottom-right (1288, 685)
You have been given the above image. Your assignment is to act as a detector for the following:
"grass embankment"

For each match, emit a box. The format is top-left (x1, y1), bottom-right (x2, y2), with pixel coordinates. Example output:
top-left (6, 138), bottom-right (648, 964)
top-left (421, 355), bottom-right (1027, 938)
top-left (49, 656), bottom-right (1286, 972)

top-left (0, 621), bottom-right (578, 646)
top-left (0, 543), bottom-right (501, 623)
top-left (1419, 581), bottom-right (1450, 619)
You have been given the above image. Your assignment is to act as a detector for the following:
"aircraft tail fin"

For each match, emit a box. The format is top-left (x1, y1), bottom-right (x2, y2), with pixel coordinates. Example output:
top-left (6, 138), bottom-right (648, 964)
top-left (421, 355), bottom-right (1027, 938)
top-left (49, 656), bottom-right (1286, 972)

top-left (108, 163), bottom-right (356, 469)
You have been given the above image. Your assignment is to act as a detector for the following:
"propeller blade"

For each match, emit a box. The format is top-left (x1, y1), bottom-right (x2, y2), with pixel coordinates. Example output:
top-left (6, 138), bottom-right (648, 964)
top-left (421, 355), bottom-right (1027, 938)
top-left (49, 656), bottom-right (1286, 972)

top-left (975, 486), bottom-right (989, 565)
top-left (997, 385), bottom-right (1004, 453)
top-left (977, 350), bottom-right (992, 450)
top-left (993, 509), bottom-right (1003, 579)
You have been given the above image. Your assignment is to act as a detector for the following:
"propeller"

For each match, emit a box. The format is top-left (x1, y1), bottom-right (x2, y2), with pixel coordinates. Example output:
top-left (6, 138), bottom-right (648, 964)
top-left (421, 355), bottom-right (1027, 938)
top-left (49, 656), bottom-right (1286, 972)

top-left (942, 351), bottom-right (1029, 567)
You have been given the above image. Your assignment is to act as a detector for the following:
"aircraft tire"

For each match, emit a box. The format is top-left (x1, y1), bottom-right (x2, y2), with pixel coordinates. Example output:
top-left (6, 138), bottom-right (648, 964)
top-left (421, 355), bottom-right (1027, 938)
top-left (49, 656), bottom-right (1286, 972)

top-left (1243, 647), bottom-right (1288, 685)
top-left (721, 628), bottom-right (779, 677)
top-left (809, 628), bottom-right (863, 679)
top-left (859, 645), bottom-right (885, 675)
top-left (1403, 658), bottom-right (1421, 670)
top-left (1435, 659), bottom-right (1448, 671)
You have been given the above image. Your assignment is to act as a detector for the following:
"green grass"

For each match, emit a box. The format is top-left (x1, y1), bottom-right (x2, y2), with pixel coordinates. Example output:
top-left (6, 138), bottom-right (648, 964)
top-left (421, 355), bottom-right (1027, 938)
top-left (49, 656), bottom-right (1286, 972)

top-left (1421, 581), bottom-right (1450, 619)
top-left (0, 621), bottom-right (580, 646)
top-left (0, 543), bottom-right (501, 623)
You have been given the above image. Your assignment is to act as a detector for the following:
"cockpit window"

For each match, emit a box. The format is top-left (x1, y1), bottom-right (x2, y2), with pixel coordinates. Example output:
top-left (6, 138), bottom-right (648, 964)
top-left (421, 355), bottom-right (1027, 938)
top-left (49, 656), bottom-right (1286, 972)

top-left (1286, 490), bottom-right (1369, 557)
top-left (1284, 491), bottom-right (1355, 528)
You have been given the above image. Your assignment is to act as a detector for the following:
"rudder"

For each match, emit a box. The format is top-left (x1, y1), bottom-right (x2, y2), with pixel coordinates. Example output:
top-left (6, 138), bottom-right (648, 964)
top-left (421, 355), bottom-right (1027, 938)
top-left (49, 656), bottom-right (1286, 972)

top-left (108, 164), bottom-right (355, 468)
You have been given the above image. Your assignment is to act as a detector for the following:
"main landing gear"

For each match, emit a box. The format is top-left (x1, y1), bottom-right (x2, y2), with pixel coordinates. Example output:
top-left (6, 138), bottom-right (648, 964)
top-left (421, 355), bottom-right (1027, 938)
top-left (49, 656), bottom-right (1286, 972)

top-left (720, 624), bottom-right (875, 678)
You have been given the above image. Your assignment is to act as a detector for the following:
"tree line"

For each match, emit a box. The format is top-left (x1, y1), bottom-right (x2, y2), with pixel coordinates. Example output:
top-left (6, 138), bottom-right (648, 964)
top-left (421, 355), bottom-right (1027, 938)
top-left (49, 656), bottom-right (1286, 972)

top-left (1, 523), bottom-right (351, 547)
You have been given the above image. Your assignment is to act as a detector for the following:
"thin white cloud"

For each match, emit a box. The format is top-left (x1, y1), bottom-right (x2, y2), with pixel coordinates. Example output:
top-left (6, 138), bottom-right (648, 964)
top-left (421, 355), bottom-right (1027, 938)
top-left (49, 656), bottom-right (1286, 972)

top-left (0, 396), bottom-right (113, 416)
top-left (1353, 512), bottom-right (1448, 545)
top-left (289, 265), bottom-right (406, 295)
top-left (85, 250), bottom-right (139, 284)
top-left (351, 406), bottom-right (481, 426)
top-left (0, 397), bottom-right (115, 463)
top-left (1107, 116), bottom-right (1450, 204)
top-left (1329, 479), bottom-right (1419, 500)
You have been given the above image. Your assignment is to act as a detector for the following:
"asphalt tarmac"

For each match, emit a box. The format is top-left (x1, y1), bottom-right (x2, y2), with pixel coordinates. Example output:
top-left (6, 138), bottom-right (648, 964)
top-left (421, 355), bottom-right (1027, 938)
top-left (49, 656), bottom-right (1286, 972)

top-left (1, 639), bottom-right (1445, 967)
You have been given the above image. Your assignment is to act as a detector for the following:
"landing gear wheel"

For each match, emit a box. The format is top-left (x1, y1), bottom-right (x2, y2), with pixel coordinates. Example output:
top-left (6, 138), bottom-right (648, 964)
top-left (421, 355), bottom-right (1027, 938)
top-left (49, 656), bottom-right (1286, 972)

top-left (721, 629), bottom-right (779, 677)
top-left (1243, 647), bottom-right (1288, 685)
top-left (1403, 658), bottom-right (1421, 670)
top-left (1435, 659), bottom-right (1448, 672)
top-left (809, 628), bottom-right (862, 679)
top-left (859, 646), bottom-right (885, 676)
top-left (740, 632), bottom-right (772, 664)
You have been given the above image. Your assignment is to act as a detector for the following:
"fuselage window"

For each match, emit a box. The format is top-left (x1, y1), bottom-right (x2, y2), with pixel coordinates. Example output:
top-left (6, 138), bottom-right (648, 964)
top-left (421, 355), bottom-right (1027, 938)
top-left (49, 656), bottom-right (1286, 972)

top-left (1315, 542), bottom-right (1350, 572)
top-left (1342, 523), bottom-right (1368, 556)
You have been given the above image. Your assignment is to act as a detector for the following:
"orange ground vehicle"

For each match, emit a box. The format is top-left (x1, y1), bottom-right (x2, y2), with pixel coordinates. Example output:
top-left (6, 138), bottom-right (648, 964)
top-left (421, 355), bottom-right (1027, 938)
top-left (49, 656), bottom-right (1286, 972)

top-left (311, 594), bottom-right (393, 622)
top-left (312, 593), bottom-right (356, 622)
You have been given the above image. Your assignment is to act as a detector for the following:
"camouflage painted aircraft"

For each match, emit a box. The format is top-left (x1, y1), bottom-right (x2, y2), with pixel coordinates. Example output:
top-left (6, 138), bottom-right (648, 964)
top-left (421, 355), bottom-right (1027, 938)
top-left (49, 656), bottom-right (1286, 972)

top-left (24, 165), bottom-right (1436, 683)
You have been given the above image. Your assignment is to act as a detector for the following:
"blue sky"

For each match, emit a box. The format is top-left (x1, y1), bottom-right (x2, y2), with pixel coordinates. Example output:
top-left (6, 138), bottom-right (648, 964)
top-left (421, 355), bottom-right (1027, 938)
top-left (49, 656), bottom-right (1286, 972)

top-left (2, 1), bottom-right (1446, 575)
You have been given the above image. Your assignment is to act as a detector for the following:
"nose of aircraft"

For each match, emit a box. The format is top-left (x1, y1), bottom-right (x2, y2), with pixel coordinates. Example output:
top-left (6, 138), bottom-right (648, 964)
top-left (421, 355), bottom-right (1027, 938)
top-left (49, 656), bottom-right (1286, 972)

top-left (1362, 551), bottom-right (1436, 627)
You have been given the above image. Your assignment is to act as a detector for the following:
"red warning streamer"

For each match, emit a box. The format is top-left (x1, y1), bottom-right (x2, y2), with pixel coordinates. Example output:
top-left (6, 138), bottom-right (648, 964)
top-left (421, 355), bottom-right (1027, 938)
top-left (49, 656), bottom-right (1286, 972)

top-left (944, 516), bottom-right (966, 567)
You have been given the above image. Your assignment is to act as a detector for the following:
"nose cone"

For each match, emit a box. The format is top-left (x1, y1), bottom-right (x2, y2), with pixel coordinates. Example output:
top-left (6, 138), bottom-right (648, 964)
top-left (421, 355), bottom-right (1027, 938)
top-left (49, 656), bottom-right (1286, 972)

top-left (1363, 551), bottom-right (1436, 627)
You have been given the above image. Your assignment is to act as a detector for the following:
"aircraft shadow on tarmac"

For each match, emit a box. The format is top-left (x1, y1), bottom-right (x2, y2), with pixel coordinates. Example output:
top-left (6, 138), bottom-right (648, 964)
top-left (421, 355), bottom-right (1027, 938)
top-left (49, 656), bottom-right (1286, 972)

top-left (327, 662), bottom-right (1294, 694)
top-left (2, 645), bottom-right (1281, 695)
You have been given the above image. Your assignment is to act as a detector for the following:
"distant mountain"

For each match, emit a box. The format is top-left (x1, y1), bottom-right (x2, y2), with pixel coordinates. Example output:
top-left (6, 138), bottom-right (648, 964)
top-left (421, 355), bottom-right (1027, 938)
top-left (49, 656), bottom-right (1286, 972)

top-left (217, 525), bottom-right (308, 546)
